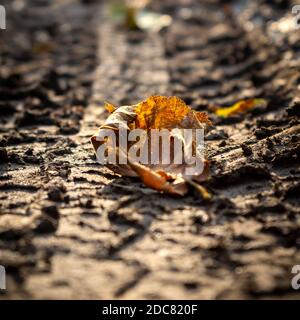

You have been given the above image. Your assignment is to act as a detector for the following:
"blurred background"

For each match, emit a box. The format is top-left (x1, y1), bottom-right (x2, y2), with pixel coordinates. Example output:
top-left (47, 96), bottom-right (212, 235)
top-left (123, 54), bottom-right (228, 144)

top-left (0, 0), bottom-right (300, 299)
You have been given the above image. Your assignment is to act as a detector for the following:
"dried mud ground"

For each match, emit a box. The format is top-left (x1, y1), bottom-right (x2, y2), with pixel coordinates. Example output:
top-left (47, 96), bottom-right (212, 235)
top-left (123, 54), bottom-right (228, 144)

top-left (0, 0), bottom-right (300, 299)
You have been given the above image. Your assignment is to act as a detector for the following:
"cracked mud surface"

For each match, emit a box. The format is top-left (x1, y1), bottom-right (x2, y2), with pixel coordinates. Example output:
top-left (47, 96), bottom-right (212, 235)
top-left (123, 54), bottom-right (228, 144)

top-left (0, 0), bottom-right (300, 299)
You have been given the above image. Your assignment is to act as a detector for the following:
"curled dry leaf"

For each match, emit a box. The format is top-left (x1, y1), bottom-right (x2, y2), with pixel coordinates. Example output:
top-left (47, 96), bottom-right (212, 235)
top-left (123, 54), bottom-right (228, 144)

top-left (215, 98), bottom-right (267, 117)
top-left (91, 96), bottom-right (211, 197)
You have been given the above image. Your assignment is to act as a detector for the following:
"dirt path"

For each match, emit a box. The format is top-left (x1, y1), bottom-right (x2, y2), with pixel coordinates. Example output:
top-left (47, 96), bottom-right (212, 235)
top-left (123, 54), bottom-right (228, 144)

top-left (1, 0), bottom-right (300, 299)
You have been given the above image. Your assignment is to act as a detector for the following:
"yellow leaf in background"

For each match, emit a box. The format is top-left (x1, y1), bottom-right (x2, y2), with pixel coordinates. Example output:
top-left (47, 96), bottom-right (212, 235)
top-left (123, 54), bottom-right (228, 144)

top-left (215, 99), bottom-right (267, 117)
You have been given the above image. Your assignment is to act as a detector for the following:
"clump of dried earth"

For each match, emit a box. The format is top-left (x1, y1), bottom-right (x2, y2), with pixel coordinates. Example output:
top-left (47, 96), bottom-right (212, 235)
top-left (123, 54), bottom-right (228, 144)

top-left (0, 0), bottom-right (299, 299)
